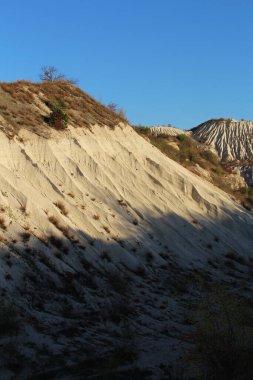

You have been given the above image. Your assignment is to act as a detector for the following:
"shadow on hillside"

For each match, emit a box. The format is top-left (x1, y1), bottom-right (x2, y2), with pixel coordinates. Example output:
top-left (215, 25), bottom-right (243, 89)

top-left (0, 208), bottom-right (253, 379)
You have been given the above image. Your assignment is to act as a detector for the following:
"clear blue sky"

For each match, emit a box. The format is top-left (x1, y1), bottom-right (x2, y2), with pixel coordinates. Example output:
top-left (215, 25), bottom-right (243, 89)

top-left (1, 0), bottom-right (252, 129)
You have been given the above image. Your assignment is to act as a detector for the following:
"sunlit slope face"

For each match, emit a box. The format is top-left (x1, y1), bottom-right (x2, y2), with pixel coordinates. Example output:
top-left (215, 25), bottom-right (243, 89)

top-left (0, 82), bottom-right (252, 268)
top-left (0, 100), bottom-right (253, 379)
top-left (0, 123), bottom-right (252, 274)
top-left (191, 119), bottom-right (253, 161)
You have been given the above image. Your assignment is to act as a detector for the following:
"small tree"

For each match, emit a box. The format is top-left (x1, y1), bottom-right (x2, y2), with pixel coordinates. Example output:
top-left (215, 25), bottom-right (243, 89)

top-left (40, 66), bottom-right (65, 82)
top-left (107, 102), bottom-right (118, 112)
top-left (107, 102), bottom-right (128, 122)
top-left (40, 66), bottom-right (78, 84)
top-left (47, 100), bottom-right (68, 130)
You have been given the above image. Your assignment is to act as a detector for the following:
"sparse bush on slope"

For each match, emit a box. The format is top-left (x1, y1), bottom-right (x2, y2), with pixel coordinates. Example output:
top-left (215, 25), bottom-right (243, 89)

top-left (135, 128), bottom-right (219, 168)
top-left (188, 287), bottom-right (253, 380)
top-left (46, 99), bottom-right (68, 130)
top-left (135, 127), bottom-right (253, 209)
top-left (53, 200), bottom-right (69, 215)
top-left (108, 102), bottom-right (128, 123)
top-left (0, 80), bottom-right (127, 134)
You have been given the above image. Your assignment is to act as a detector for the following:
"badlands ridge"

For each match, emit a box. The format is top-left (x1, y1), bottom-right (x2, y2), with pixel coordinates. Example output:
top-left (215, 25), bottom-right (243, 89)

top-left (191, 118), bottom-right (253, 161)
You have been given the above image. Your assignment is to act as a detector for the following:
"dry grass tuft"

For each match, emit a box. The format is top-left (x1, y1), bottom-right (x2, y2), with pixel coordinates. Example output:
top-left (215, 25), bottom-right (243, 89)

top-left (48, 215), bottom-right (61, 228)
top-left (53, 200), bottom-right (69, 216)
top-left (48, 215), bottom-right (72, 240)
top-left (145, 251), bottom-right (154, 262)
top-left (103, 225), bottom-right (110, 234)
top-left (19, 200), bottom-right (28, 214)
top-left (48, 235), bottom-right (64, 249)
top-left (20, 232), bottom-right (31, 243)
top-left (118, 199), bottom-right (127, 207)
top-left (0, 217), bottom-right (7, 231)
top-left (225, 251), bottom-right (246, 265)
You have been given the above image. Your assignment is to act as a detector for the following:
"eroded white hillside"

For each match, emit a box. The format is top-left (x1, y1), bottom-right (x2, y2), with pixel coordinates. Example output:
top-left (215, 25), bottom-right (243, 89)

top-left (0, 124), bottom-right (252, 262)
top-left (0, 124), bottom-right (253, 379)
top-left (149, 126), bottom-right (189, 137)
top-left (192, 119), bottom-right (253, 161)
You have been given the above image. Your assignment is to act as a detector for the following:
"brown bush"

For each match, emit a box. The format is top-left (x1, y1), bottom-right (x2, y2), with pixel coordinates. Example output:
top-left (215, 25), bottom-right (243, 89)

top-left (103, 225), bottom-right (110, 233)
top-left (48, 215), bottom-right (61, 228)
top-left (48, 235), bottom-right (63, 249)
top-left (53, 200), bottom-right (68, 216)
top-left (20, 232), bottom-right (31, 243)
top-left (0, 217), bottom-right (7, 231)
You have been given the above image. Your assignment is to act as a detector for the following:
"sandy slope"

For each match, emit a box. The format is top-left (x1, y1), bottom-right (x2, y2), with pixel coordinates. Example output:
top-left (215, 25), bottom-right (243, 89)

top-left (0, 124), bottom-right (252, 263)
top-left (0, 124), bottom-right (253, 379)
top-left (192, 119), bottom-right (253, 161)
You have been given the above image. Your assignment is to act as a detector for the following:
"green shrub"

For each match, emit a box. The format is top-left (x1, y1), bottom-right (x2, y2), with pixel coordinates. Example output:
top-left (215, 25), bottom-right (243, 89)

top-left (134, 126), bottom-right (151, 136)
top-left (201, 150), bottom-right (219, 165)
top-left (188, 287), bottom-right (253, 380)
top-left (47, 99), bottom-right (68, 130)
top-left (0, 302), bottom-right (19, 335)
top-left (213, 166), bottom-right (225, 175)
top-left (176, 133), bottom-right (187, 142)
